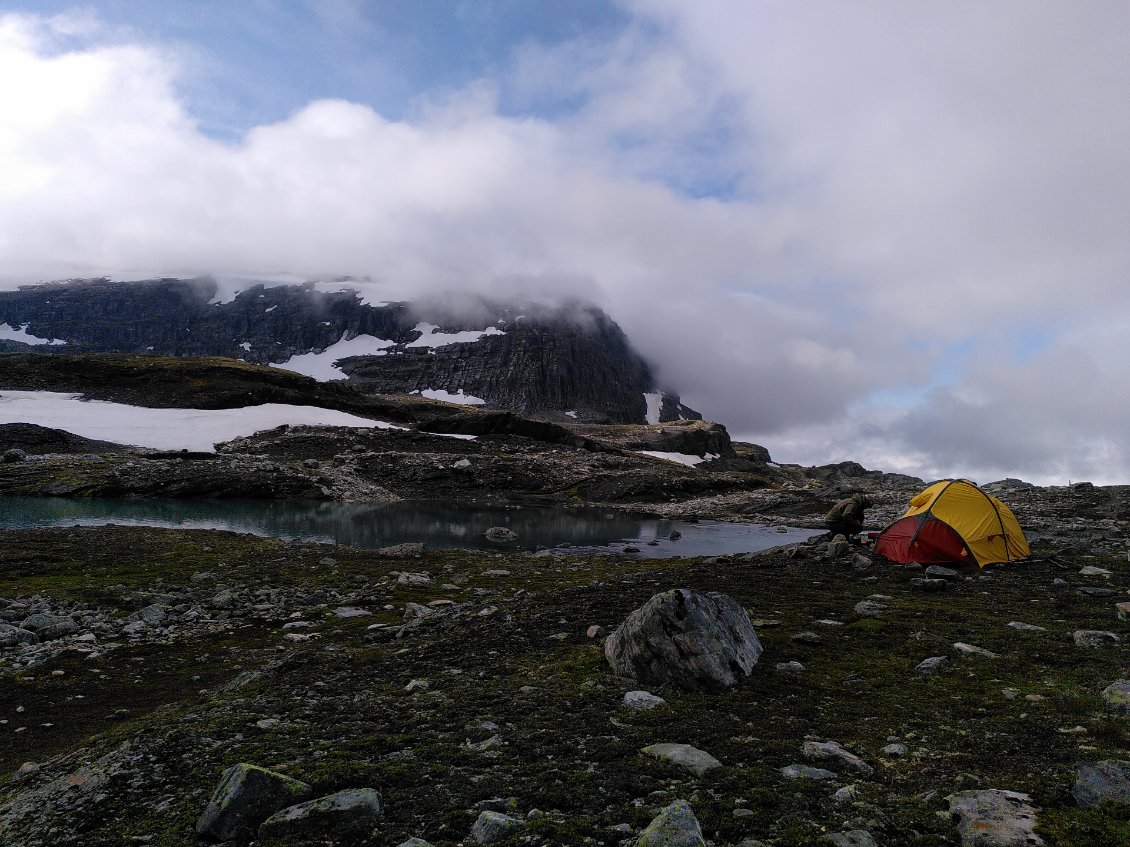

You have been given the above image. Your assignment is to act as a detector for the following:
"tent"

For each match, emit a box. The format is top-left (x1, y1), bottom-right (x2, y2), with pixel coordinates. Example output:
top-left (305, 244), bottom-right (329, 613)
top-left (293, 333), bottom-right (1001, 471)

top-left (874, 479), bottom-right (1030, 567)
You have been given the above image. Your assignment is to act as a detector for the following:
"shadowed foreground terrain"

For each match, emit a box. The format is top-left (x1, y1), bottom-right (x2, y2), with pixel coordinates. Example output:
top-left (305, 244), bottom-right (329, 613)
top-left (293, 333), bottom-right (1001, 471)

top-left (1, 524), bottom-right (1128, 846)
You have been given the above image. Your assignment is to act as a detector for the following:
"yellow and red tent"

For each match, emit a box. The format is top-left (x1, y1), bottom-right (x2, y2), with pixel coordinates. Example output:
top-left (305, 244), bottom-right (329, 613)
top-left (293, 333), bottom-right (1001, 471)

top-left (875, 479), bottom-right (1030, 567)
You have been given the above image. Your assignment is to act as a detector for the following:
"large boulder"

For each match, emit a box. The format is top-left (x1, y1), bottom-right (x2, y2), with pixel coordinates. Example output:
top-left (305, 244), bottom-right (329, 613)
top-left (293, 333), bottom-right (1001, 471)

top-left (258, 788), bottom-right (383, 843)
top-left (636, 799), bottom-right (707, 847)
top-left (196, 763), bottom-right (313, 842)
top-left (18, 613), bottom-right (78, 641)
top-left (1073, 760), bottom-right (1130, 807)
top-left (946, 789), bottom-right (1043, 846)
top-left (604, 589), bottom-right (762, 693)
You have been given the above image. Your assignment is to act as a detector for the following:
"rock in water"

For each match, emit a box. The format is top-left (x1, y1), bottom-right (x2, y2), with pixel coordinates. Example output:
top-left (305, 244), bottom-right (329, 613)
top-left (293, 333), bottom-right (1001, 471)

top-left (258, 788), bottom-right (383, 842)
top-left (604, 589), bottom-right (762, 693)
top-left (946, 789), bottom-right (1043, 846)
top-left (637, 799), bottom-right (706, 847)
top-left (484, 527), bottom-right (518, 542)
top-left (196, 763), bottom-right (313, 842)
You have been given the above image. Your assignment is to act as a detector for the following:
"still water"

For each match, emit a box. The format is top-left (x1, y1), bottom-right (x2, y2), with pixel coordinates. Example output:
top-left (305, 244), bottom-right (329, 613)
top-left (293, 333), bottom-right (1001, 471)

top-left (0, 496), bottom-right (819, 558)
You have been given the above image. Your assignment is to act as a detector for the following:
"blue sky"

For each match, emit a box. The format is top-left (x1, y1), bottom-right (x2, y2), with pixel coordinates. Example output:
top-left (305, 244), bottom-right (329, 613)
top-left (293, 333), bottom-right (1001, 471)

top-left (7, 0), bottom-right (628, 138)
top-left (1, 2), bottom-right (1129, 484)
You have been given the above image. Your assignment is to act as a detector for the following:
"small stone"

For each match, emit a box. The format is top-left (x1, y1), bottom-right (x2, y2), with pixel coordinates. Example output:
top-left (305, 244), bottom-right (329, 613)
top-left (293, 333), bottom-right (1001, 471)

top-left (126, 604), bottom-right (167, 625)
top-left (953, 642), bottom-right (1000, 658)
top-left (1078, 566), bottom-right (1113, 578)
top-left (776, 661), bottom-right (805, 672)
top-left (882, 743), bottom-right (908, 758)
top-left (780, 764), bottom-right (836, 780)
top-left (853, 600), bottom-right (887, 616)
top-left (910, 578), bottom-right (948, 592)
top-left (916, 655), bottom-right (949, 674)
top-left (397, 572), bottom-right (432, 586)
top-left (396, 839), bottom-right (435, 847)
top-left (924, 565), bottom-right (961, 580)
top-left (1078, 586), bottom-right (1119, 598)
top-left (586, 624), bottom-right (606, 639)
top-left (482, 569), bottom-right (511, 576)
top-left (403, 602), bottom-right (434, 619)
top-left (802, 740), bottom-right (873, 776)
top-left (624, 690), bottom-right (666, 711)
top-left (405, 678), bottom-right (430, 693)
top-left (1116, 601), bottom-right (1130, 621)
top-left (641, 743), bottom-right (722, 777)
top-left (1074, 630), bottom-right (1121, 648)
top-left (333, 606), bottom-right (372, 618)
top-left (1007, 622), bottom-right (1046, 632)
top-left (833, 784), bottom-right (859, 803)
top-left (791, 631), bottom-right (822, 644)
top-left (823, 831), bottom-right (877, 847)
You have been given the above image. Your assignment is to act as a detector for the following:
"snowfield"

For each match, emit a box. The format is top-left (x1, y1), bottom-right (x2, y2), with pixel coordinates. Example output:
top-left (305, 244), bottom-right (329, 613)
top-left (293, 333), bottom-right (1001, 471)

top-left (0, 323), bottom-right (67, 346)
top-left (0, 391), bottom-right (403, 452)
top-left (636, 450), bottom-right (720, 467)
top-left (406, 322), bottom-right (505, 348)
top-left (271, 334), bottom-right (396, 381)
top-left (411, 388), bottom-right (486, 405)
top-left (643, 392), bottom-right (662, 425)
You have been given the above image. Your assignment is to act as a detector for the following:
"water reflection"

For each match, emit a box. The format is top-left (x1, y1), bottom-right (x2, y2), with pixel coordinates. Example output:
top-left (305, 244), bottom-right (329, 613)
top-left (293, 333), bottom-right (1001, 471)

top-left (0, 496), bottom-right (818, 558)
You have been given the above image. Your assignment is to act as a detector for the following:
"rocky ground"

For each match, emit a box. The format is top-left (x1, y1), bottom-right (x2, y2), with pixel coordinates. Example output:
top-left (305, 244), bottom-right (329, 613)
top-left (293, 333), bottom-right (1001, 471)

top-left (1, 508), bottom-right (1128, 846)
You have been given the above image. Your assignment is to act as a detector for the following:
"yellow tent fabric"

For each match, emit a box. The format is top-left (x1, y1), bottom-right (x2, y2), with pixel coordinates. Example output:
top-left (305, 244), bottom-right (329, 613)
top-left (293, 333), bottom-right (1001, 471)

top-left (880, 479), bottom-right (1030, 567)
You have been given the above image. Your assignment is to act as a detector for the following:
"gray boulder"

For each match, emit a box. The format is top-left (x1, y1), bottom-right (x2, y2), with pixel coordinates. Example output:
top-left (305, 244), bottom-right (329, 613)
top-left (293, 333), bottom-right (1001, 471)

top-left (484, 527), bottom-right (518, 542)
top-left (636, 799), bottom-right (706, 847)
top-left (1101, 681), bottom-right (1130, 713)
top-left (946, 789), bottom-right (1043, 846)
top-left (126, 604), bottom-right (167, 625)
top-left (19, 613), bottom-right (78, 641)
top-left (1073, 760), bottom-right (1130, 807)
top-left (802, 740), bottom-right (873, 776)
top-left (2, 448), bottom-right (26, 462)
top-left (258, 788), bottom-right (383, 842)
top-left (823, 832), bottom-right (877, 847)
top-left (604, 589), bottom-right (762, 693)
top-left (0, 623), bottom-right (39, 647)
top-left (196, 763), bottom-right (313, 842)
top-left (1073, 630), bottom-right (1121, 648)
top-left (397, 840), bottom-right (435, 847)
top-left (641, 743), bottom-right (722, 777)
top-left (470, 810), bottom-right (524, 844)
top-left (624, 690), bottom-right (666, 710)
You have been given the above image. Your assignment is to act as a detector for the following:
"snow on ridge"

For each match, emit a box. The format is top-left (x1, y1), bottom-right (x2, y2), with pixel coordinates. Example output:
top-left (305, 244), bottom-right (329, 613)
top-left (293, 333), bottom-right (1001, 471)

top-left (0, 323), bottom-right (67, 346)
top-left (411, 388), bottom-right (486, 406)
top-left (0, 391), bottom-right (403, 453)
top-left (643, 392), bottom-right (663, 425)
top-left (271, 334), bottom-right (396, 381)
top-left (565, 411), bottom-right (578, 419)
top-left (637, 450), bottom-right (720, 467)
top-left (405, 322), bottom-right (505, 348)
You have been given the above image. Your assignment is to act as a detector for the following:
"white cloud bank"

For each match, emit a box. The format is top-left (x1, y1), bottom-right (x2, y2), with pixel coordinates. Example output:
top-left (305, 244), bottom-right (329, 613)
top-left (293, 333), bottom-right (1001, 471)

top-left (1, 6), bottom-right (1129, 483)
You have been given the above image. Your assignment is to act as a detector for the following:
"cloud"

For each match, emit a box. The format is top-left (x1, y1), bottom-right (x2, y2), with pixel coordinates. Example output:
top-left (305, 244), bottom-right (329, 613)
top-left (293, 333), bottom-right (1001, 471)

top-left (1, 5), bottom-right (1128, 484)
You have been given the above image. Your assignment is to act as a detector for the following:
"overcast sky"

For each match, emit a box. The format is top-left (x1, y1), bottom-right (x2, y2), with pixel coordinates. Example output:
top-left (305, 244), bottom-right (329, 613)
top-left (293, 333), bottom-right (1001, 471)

top-left (2, 2), bottom-right (1128, 485)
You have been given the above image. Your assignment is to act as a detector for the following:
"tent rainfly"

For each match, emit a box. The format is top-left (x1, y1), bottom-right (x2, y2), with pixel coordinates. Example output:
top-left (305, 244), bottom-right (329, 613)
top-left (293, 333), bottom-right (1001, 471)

top-left (874, 479), bottom-right (1030, 568)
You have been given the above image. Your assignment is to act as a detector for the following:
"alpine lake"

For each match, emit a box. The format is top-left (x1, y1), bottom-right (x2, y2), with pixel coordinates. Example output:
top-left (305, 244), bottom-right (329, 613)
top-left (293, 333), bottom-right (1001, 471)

top-left (0, 496), bottom-right (819, 558)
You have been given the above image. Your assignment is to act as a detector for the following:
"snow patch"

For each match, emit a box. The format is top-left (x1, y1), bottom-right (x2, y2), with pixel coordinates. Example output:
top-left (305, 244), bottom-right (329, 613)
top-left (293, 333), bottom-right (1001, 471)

top-left (411, 388), bottom-right (486, 406)
top-left (405, 322), bottom-right (505, 348)
top-left (271, 334), bottom-right (396, 381)
top-left (264, 305), bottom-right (276, 313)
top-left (637, 450), bottom-right (720, 467)
top-left (643, 392), bottom-right (663, 425)
top-left (239, 341), bottom-right (252, 352)
top-left (0, 323), bottom-right (67, 346)
top-left (565, 411), bottom-right (578, 419)
top-left (309, 280), bottom-right (389, 308)
top-left (0, 391), bottom-right (403, 452)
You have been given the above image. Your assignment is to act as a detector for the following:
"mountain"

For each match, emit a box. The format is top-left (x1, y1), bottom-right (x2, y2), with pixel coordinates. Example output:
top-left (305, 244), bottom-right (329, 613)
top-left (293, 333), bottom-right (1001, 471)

top-left (0, 278), bottom-right (699, 425)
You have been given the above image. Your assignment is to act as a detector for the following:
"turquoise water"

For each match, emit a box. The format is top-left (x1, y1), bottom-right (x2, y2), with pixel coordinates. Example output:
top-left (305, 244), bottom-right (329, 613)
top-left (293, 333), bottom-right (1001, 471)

top-left (0, 496), bottom-right (819, 558)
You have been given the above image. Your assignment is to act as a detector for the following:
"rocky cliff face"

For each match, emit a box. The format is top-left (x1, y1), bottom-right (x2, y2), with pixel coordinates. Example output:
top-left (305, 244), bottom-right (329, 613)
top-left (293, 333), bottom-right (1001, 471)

top-left (0, 278), bottom-right (699, 424)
